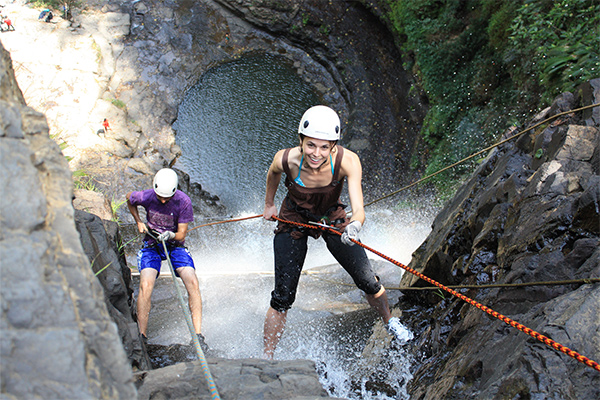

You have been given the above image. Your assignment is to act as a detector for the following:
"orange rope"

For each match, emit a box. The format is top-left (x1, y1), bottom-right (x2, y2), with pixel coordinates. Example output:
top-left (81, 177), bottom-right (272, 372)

top-left (273, 216), bottom-right (600, 372)
top-left (188, 214), bottom-right (263, 232)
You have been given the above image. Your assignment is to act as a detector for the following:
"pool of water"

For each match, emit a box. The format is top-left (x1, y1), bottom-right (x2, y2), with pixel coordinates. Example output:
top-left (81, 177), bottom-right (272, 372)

top-left (173, 53), bottom-right (318, 213)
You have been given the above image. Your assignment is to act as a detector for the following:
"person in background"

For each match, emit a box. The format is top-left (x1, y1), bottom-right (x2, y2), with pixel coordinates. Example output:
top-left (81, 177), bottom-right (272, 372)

top-left (102, 118), bottom-right (111, 134)
top-left (262, 105), bottom-right (413, 359)
top-left (1, 16), bottom-right (14, 31)
top-left (38, 9), bottom-right (53, 23)
top-left (127, 168), bottom-right (208, 351)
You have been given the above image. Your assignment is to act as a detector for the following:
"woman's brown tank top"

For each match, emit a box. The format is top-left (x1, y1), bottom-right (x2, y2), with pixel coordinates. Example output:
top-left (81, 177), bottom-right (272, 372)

top-left (275, 145), bottom-right (350, 238)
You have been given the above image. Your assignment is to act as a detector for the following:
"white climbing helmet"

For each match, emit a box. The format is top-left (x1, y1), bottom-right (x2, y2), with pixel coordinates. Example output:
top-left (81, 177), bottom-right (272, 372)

top-left (153, 168), bottom-right (178, 198)
top-left (298, 105), bottom-right (341, 141)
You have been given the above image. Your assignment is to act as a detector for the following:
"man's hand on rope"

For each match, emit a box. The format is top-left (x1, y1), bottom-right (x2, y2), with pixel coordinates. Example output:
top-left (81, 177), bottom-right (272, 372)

top-left (341, 220), bottom-right (362, 246)
top-left (137, 221), bottom-right (148, 234)
top-left (157, 231), bottom-right (175, 242)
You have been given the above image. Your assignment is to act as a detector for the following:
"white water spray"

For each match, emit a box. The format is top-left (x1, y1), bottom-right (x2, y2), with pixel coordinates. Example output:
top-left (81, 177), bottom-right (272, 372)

top-left (165, 53), bottom-right (437, 398)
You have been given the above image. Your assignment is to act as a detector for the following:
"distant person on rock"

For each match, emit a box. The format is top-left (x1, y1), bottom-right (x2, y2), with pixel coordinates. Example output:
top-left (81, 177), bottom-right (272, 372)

top-left (127, 168), bottom-right (208, 352)
top-left (102, 118), bottom-right (111, 134)
top-left (1, 16), bottom-right (14, 32)
top-left (261, 105), bottom-right (413, 359)
top-left (38, 9), bottom-right (53, 23)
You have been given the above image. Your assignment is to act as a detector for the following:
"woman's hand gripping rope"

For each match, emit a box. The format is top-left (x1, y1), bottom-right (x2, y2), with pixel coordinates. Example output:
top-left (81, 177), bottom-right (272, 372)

top-left (341, 220), bottom-right (362, 246)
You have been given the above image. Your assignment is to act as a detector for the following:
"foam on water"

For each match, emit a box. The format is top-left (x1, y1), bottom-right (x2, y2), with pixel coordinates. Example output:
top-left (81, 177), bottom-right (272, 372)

top-left (180, 206), bottom-right (432, 399)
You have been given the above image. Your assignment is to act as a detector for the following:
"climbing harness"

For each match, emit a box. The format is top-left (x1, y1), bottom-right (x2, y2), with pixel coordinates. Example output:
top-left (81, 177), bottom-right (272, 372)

top-left (273, 216), bottom-right (600, 372)
top-left (145, 229), bottom-right (221, 399)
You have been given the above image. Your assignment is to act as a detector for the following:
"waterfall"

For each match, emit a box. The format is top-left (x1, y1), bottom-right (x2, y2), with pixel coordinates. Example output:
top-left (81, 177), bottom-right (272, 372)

top-left (166, 53), bottom-right (435, 399)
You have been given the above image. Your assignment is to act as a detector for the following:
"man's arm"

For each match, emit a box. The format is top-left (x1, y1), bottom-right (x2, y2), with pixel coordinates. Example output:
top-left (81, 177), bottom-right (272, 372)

top-left (126, 192), bottom-right (147, 234)
top-left (263, 149), bottom-right (285, 220)
top-left (174, 223), bottom-right (188, 242)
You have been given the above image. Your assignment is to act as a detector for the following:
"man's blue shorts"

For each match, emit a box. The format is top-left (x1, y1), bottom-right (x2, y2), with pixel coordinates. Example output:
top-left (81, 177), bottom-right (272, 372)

top-left (137, 243), bottom-right (195, 274)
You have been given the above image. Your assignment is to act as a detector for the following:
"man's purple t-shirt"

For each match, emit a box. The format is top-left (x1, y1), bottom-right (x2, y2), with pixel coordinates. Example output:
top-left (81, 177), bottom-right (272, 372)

top-left (129, 189), bottom-right (193, 246)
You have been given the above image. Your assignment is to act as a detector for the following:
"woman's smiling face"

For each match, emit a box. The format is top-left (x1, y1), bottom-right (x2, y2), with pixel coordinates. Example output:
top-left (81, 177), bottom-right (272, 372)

top-left (301, 137), bottom-right (334, 169)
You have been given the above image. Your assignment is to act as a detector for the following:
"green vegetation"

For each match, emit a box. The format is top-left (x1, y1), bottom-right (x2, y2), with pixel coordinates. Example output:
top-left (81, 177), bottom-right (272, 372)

top-left (50, 132), bottom-right (73, 162)
top-left (111, 196), bottom-right (126, 223)
top-left (385, 0), bottom-right (599, 197)
top-left (301, 13), bottom-right (310, 26)
top-left (319, 24), bottom-right (331, 35)
top-left (73, 170), bottom-right (98, 191)
top-left (74, 173), bottom-right (128, 223)
top-left (111, 98), bottom-right (126, 110)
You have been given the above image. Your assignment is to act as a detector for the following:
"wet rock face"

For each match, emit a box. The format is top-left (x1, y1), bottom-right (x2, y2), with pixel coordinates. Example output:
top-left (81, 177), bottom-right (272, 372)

top-left (213, 0), bottom-right (427, 194)
top-left (393, 82), bottom-right (600, 399)
top-left (117, 0), bottom-right (425, 198)
top-left (0, 43), bottom-right (137, 399)
top-left (135, 358), bottom-right (342, 400)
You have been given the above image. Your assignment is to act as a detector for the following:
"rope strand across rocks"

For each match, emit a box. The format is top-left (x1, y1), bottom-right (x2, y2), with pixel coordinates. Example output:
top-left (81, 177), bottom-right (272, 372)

top-left (273, 216), bottom-right (600, 372)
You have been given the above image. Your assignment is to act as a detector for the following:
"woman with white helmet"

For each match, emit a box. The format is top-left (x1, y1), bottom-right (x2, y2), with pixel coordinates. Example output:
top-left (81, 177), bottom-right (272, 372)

top-left (262, 105), bottom-right (412, 359)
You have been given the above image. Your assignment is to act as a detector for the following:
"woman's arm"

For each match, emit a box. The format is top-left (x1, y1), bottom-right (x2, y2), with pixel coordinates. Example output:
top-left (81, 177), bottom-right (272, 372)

top-left (263, 149), bottom-right (285, 220)
top-left (341, 150), bottom-right (365, 225)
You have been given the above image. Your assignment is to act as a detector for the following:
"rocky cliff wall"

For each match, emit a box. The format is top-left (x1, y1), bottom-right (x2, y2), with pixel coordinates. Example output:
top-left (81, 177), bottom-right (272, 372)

top-left (361, 83), bottom-right (600, 399)
top-left (1, 42), bottom-right (137, 399)
top-left (1, 39), bottom-right (346, 400)
top-left (1, 0), bottom-right (426, 215)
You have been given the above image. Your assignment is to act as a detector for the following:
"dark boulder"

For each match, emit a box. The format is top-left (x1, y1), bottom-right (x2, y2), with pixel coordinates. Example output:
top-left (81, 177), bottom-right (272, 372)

top-left (365, 82), bottom-right (600, 399)
top-left (74, 209), bottom-right (152, 371)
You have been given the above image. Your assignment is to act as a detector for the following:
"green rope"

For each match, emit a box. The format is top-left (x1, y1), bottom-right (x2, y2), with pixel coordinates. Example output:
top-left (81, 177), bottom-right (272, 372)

top-left (160, 239), bottom-right (221, 400)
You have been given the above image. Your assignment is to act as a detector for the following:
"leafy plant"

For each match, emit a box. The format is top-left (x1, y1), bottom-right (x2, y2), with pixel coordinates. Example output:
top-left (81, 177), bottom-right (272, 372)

top-left (111, 196), bottom-right (126, 222)
top-left (434, 289), bottom-right (446, 300)
top-left (301, 13), bottom-right (309, 26)
top-left (117, 235), bottom-right (138, 253)
top-left (384, 0), bottom-right (598, 200)
top-left (509, 0), bottom-right (600, 103)
top-left (50, 133), bottom-right (73, 162)
top-left (111, 98), bottom-right (126, 110)
top-left (94, 261), bottom-right (112, 277)
top-left (73, 170), bottom-right (98, 191)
